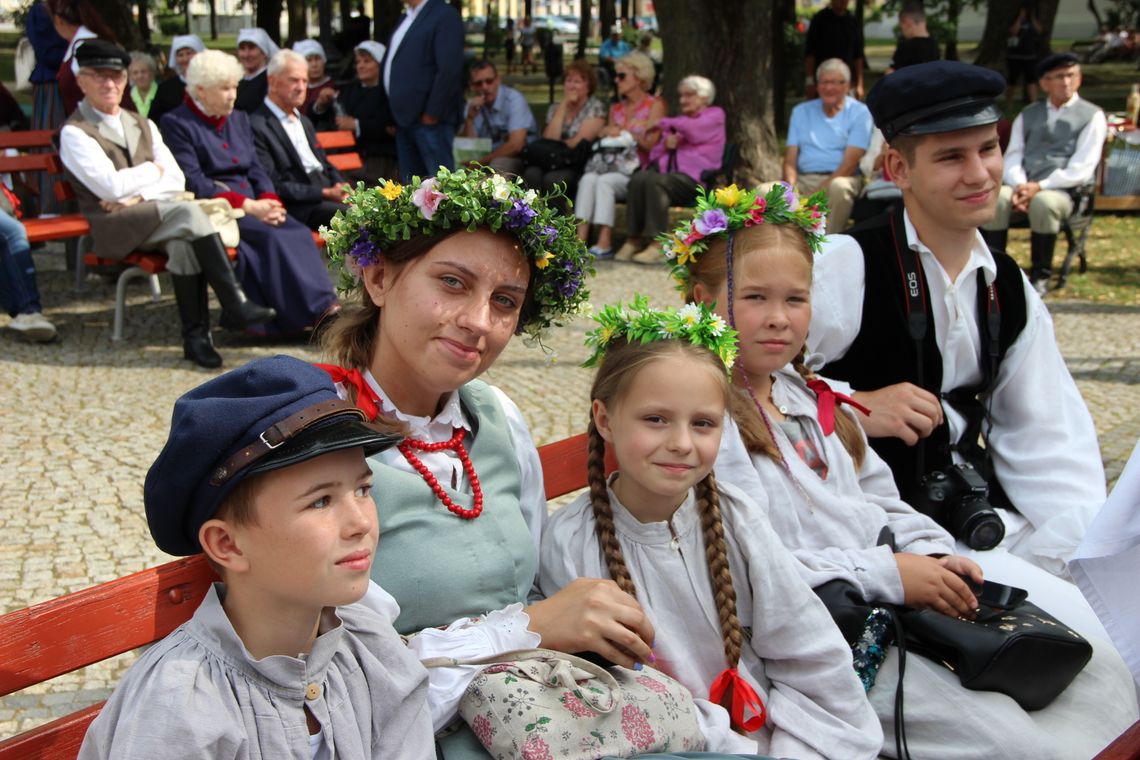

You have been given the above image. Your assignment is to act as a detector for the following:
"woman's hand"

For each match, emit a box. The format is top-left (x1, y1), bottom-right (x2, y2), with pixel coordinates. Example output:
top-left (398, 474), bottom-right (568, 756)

top-left (938, 554), bottom-right (984, 585)
top-left (335, 115), bottom-right (358, 131)
top-left (895, 552), bottom-right (978, 618)
top-left (524, 578), bottom-right (656, 669)
top-left (244, 198), bottom-right (287, 226)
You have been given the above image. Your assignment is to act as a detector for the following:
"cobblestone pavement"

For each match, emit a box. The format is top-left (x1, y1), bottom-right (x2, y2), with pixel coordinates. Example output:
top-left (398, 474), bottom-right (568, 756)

top-left (2, 243), bottom-right (1139, 737)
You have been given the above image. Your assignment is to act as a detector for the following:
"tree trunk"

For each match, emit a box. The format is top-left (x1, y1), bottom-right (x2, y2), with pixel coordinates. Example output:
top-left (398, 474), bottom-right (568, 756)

top-left (209, 0), bottom-right (218, 40)
top-left (286, 0), bottom-right (306, 45)
top-left (90, 0), bottom-right (142, 48)
top-left (577, 0), bottom-right (591, 58)
top-left (599, 1), bottom-right (615, 43)
top-left (136, 0), bottom-right (151, 43)
top-left (974, 0), bottom-right (1061, 66)
top-left (374, 0), bottom-right (404, 42)
top-left (655, 0), bottom-right (779, 182)
top-left (1087, 0), bottom-right (1103, 29)
top-left (772, 0), bottom-right (796, 137)
top-left (256, 0), bottom-right (283, 44)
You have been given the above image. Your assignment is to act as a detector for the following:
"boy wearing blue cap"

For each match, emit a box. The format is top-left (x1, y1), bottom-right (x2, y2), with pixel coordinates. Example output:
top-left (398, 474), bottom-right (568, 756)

top-left (807, 61), bottom-right (1106, 588)
top-left (78, 355), bottom-right (436, 760)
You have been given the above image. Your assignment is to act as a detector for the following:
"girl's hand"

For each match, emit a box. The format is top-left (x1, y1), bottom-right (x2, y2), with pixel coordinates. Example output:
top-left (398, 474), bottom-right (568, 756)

top-left (895, 552), bottom-right (978, 618)
top-left (524, 578), bottom-right (656, 669)
top-left (938, 554), bottom-right (984, 585)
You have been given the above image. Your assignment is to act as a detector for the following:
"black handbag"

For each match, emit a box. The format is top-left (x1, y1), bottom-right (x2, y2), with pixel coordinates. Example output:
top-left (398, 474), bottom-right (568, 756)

top-left (520, 138), bottom-right (591, 172)
top-left (899, 592), bottom-right (1092, 710)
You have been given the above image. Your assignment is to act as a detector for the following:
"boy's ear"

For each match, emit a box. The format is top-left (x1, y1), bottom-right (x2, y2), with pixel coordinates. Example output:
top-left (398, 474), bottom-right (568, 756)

top-left (199, 519), bottom-right (251, 574)
top-left (361, 259), bottom-right (389, 309)
top-left (592, 399), bottom-right (614, 443)
top-left (884, 147), bottom-right (911, 191)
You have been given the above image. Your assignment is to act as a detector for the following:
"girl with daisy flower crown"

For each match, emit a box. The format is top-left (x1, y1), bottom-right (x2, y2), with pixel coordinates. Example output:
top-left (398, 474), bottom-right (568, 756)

top-left (677, 182), bottom-right (1137, 759)
top-left (538, 297), bottom-right (882, 759)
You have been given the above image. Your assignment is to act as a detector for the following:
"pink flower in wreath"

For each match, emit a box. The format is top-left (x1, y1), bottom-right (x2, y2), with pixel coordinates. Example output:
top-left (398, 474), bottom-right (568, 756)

top-left (412, 177), bottom-right (446, 220)
top-left (560, 690), bottom-right (595, 718)
top-left (471, 714), bottom-right (495, 746)
top-left (746, 196), bottom-right (767, 226)
top-left (620, 703), bottom-right (656, 751)
top-left (520, 735), bottom-right (553, 760)
top-left (635, 674), bottom-right (668, 694)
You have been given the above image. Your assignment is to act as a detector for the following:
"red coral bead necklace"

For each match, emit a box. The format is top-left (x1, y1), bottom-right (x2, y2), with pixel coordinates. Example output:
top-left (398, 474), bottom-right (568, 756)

top-left (397, 429), bottom-right (484, 520)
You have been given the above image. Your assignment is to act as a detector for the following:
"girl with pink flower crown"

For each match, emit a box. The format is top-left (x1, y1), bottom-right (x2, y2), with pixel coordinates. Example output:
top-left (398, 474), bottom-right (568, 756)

top-left (676, 183), bottom-right (1138, 759)
top-left (539, 297), bottom-right (883, 759)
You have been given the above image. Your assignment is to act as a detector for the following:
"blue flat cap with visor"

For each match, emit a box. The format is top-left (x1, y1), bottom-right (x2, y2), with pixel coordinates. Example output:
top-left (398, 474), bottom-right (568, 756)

top-left (867, 60), bottom-right (1007, 142)
top-left (74, 39), bottom-right (131, 71)
top-left (144, 355), bottom-right (402, 556)
top-left (1035, 52), bottom-right (1080, 80)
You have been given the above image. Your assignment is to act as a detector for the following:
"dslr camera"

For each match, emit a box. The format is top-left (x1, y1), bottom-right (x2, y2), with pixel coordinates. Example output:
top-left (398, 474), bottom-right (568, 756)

top-left (913, 463), bottom-right (1005, 550)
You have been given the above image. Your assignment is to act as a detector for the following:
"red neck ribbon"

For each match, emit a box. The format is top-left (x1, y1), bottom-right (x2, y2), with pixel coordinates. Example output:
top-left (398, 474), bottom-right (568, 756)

top-left (806, 378), bottom-right (871, 435)
top-left (315, 364), bottom-right (381, 421)
top-left (182, 93), bottom-right (228, 131)
top-left (709, 667), bottom-right (766, 733)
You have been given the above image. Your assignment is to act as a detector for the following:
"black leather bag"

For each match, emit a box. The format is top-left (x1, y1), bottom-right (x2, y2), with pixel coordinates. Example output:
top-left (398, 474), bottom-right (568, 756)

top-left (899, 595), bottom-right (1092, 710)
top-left (520, 138), bottom-right (591, 172)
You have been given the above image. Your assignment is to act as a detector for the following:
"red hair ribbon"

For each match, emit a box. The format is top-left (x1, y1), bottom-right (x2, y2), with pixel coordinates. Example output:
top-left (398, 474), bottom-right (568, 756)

top-left (315, 364), bottom-right (381, 422)
top-left (709, 667), bottom-right (766, 733)
top-left (806, 378), bottom-right (871, 435)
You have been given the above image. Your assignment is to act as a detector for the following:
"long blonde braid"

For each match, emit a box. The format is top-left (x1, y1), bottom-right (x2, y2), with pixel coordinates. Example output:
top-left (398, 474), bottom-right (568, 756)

top-left (695, 471), bottom-right (744, 668)
top-left (585, 418), bottom-right (638, 600)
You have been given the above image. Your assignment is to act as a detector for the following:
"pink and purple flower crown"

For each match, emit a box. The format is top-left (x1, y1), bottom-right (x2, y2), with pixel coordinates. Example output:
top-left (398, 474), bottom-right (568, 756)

top-left (321, 166), bottom-right (593, 344)
top-left (657, 182), bottom-right (829, 290)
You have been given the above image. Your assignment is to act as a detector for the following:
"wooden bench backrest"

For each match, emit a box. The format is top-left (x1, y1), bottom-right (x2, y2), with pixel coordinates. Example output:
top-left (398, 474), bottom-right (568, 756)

top-left (0, 129), bottom-right (57, 151)
top-left (1, 431), bottom-right (1133, 760)
top-left (0, 432), bottom-right (604, 758)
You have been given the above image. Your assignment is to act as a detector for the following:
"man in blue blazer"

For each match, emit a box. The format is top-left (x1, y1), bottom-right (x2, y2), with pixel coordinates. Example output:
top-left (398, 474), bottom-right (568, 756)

top-left (382, 0), bottom-right (465, 181)
top-left (249, 50), bottom-right (350, 230)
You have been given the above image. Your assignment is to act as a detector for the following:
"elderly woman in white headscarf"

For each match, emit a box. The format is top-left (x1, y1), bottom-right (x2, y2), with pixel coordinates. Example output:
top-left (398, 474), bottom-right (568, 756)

top-left (234, 26), bottom-right (279, 113)
top-left (326, 40), bottom-right (397, 183)
top-left (151, 33), bottom-right (204, 124)
top-left (293, 38), bottom-right (337, 126)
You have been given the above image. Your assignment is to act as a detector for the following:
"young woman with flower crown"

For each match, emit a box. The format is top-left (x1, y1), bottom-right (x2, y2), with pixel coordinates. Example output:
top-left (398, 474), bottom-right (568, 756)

top-left (538, 298), bottom-right (883, 759)
top-left (671, 183), bottom-right (1139, 759)
top-left (317, 167), bottom-right (774, 760)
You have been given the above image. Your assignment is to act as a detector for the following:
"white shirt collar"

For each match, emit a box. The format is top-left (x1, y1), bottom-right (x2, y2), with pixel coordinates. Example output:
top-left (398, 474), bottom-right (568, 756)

top-left (362, 369), bottom-right (471, 440)
top-left (263, 97), bottom-right (297, 122)
top-left (1047, 93), bottom-right (1080, 113)
top-left (902, 208), bottom-right (997, 287)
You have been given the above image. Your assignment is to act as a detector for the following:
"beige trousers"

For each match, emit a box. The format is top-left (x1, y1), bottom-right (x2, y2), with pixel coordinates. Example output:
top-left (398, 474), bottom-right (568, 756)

top-left (983, 185), bottom-right (1074, 235)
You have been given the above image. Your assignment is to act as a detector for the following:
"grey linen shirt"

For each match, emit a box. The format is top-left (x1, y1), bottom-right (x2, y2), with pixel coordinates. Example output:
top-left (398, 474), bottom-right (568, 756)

top-left (78, 583), bottom-right (436, 760)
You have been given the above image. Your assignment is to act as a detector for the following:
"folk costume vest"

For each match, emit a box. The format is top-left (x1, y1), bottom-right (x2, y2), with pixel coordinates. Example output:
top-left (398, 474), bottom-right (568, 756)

top-left (63, 101), bottom-right (164, 260)
top-left (369, 380), bottom-right (532, 636)
top-left (821, 209), bottom-right (1028, 506)
top-left (1020, 97), bottom-right (1101, 184)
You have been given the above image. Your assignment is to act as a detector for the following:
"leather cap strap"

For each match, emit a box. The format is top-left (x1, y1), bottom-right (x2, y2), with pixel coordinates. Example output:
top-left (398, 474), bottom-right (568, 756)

top-left (209, 398), bottom-right (363, 486)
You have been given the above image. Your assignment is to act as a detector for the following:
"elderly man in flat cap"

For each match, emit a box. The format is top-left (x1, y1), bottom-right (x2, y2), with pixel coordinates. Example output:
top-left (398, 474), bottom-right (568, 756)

top-left (804, 61), bottom-right (1106, 588)
top-left (59, 39), bottom-right (275, 368)
top-left (981, 53), bottom-right (1106, 294)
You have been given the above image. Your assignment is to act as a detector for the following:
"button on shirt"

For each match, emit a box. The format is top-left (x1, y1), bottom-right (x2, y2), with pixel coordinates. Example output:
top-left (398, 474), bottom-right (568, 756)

top-left (263, 97), bottom-right (324, 174)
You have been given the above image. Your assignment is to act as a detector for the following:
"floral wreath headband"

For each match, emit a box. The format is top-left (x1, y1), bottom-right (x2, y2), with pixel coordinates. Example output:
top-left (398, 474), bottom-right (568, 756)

top-left (583, 295), bottom-right (738, 371)
top-left (320, 166), bottom-right (594, 344)
top-left (657, 182), bottom-right (829, 291)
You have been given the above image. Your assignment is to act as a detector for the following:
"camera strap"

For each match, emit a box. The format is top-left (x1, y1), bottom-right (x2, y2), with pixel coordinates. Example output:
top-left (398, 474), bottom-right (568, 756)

top-left (888, 214), bottom-right (1002, 486)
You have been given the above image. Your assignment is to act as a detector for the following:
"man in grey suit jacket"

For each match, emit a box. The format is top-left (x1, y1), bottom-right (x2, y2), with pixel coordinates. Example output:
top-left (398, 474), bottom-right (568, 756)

top-left (382, 0), bottom-right (465, 181)
top-left (250, 50), bottom-right (350, 230)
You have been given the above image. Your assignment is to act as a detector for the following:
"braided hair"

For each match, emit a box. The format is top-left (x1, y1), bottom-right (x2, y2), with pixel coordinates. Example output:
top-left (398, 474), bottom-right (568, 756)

top-left (586, 337), bottom-right (745, 672)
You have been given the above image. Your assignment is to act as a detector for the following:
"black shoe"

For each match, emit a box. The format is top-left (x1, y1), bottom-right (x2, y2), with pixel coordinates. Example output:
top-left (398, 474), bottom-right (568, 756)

top-left (172, 274), bottom-right (223, 368)
top-left (190, 234), bottom-right (276, 329)
top-left (980, 228), bottom-right (1008, 254)
top-left (1029, 232), bottom-right (1058, 287)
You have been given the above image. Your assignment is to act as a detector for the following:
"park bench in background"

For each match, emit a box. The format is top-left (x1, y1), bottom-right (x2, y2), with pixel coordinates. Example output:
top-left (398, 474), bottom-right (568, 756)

top-left (0, 429), bottom-right (1136, 760)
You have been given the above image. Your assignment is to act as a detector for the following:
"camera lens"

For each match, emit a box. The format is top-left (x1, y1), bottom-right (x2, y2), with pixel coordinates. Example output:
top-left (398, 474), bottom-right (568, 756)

top-left (955, 503), bottom-right (1005, 551)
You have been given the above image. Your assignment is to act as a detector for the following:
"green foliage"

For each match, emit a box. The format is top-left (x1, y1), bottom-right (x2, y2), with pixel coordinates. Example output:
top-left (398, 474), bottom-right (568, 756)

top-left (1108, 0), bottom-right (1140, 26)
top-left (157, 14), bottom-right (188, 36)
top-left (583, 295), bottom-right (738, 371)
top-left (873, 0), bottom-right (985, 46)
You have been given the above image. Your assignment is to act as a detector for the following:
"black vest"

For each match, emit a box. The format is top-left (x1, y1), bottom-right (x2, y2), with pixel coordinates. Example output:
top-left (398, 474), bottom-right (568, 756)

top-left (821, 209), bottom-right (1028, 505)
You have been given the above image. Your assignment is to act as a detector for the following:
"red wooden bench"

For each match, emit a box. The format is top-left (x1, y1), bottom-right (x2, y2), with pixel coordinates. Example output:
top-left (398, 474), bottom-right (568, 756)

top-left (0, 433), bottom-right (609, 758)
top-left (0, 428), bottom-right (1135, 759)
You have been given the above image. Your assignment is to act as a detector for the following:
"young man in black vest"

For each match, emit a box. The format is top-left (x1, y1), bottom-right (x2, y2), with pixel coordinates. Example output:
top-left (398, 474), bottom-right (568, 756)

top-left (807, 61), bottom-right (1104, 583)
top-left (981, 53), bottom-right (1106, 295)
